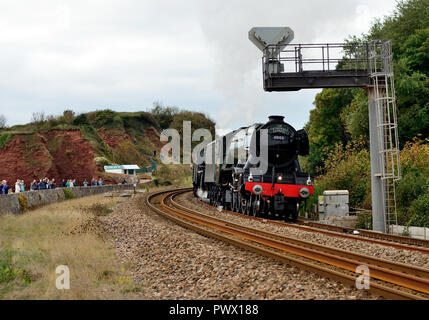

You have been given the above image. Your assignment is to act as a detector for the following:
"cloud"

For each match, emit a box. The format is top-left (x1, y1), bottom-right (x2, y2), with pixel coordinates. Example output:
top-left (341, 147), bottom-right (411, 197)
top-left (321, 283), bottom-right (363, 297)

top-left (195, 0), bottom-right (397, 130)
top-left (0, 0), bottom-right (397, 129)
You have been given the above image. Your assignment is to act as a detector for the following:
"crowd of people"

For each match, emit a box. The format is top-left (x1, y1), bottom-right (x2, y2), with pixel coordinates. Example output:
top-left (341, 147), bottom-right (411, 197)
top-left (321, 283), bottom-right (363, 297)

top-left (0, 177), bottom-right (106, 195)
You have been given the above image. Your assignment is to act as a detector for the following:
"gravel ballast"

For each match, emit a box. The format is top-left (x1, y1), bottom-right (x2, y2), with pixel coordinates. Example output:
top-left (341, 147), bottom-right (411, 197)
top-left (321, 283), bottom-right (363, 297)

top-left (101, 191), bottom-right (380, 300)
top-left (177, 192), bottom-right (429, 270)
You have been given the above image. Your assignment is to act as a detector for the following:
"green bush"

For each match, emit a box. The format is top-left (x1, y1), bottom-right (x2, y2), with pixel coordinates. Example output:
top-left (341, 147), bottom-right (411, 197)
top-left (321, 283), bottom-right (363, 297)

top-left (150, 103), bottom-right (178, 129)
top-left (0, 133), bottom-right (13, 148)
top-left (58, 110), bottom-right (75, 125)
top-left (73, 114), bottom-right (89, 126)
top-left (312, 138), bottom-right (371, 209)
top-left (0, 249), bottom-right (18, 284)
top-left (80, 125), bottom-right (114, 159)
top-left (91, 109), bottom-right (124, 128)
top-left (18, 194), bottom-right (28, 212)
top-left (63, 188), bottom-right (75, 200)
top-left (406, 193), bottom-right (429, 227)
top-left (396, 138), bottom-right (429, 227)
top-left (314, 138), bottom-right (429, 227)
top-left (357, 212), bottom-right (372, 230)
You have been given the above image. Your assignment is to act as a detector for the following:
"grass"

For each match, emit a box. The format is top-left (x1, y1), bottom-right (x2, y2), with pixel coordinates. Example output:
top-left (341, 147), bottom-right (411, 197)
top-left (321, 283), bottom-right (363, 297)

top-left (0, 195), bottom-right (138, 299)
top-left (0, 133), bottom-right (13, 148)
top-left (152, 164), bottom-right (192, 187)
top-left (79, 125), bottom-right (114, 160)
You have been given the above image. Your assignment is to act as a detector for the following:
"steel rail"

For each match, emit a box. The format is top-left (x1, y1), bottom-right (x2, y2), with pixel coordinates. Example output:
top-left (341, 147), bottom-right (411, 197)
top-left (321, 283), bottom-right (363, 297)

top-left (297, 219), bottom-right (429, 248)
top-left (146, 188), bottom-right (427, 300)
top-left (172, 194), bottom-right (429, 280)
top-left (169, 191), bottom-right (429, 295)
top-left (196, 193), bottom-right (429, 253)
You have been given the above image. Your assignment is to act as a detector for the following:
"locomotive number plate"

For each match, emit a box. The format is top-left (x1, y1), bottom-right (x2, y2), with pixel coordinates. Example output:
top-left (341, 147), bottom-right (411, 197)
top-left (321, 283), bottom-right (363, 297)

top-left (269, 125), bottom-right (290, 135)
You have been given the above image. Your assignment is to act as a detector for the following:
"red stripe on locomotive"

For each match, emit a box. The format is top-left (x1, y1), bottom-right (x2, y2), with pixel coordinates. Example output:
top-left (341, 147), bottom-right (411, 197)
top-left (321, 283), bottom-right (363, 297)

top-left (245, 182), bottom-right (314, 197)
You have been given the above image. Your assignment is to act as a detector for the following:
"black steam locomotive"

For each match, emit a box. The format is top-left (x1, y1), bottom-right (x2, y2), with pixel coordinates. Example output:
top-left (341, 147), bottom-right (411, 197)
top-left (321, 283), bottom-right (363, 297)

top-left (192, 115), bottom-right (313, 220)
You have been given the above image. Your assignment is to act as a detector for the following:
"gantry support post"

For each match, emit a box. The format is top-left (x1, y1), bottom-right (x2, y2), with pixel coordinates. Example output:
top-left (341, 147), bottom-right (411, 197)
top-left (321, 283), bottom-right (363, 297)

top-left (367, 87), bottom-right (385, 233)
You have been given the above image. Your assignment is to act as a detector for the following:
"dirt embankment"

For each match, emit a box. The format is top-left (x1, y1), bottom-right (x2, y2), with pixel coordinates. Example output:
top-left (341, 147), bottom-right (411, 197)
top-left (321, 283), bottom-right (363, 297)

top-left (0, 124), bottom-right (163, 189)
top-left (97, 128), bottom-right (133, 149)
top-left (0, 130), bottom-right (99, 187)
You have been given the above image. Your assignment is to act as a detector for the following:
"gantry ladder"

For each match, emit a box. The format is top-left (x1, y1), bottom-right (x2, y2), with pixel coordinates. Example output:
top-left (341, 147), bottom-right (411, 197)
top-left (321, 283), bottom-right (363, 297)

top-left (368, 40), bottom-right (401, 233)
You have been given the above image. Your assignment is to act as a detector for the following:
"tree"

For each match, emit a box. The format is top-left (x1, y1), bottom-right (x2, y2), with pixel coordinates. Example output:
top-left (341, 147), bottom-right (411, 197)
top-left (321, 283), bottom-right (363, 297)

top-left (402, 28), bottom-right (429, 75)
top-left (340, 89), bottom-right (369, 141)
top-left (170, 110), bottom-right (216, 138)
top-left (308, 0), bottom-right (429, 157)
top-left (367, 0), bottom-right (429, 56)
top-left (0, 114), bottom-right (6, 128)
top-left (59, 109), bottom-right (76, 125)
top-left (73, 113), bottom-right (89, 126)
top-left (304, 88), bottom-right (355, 174)
top-left (151, 102), bottom-right (179, 129)
top-left (31, 111), bottom-right (46, 125)
top-left (305, 0), bottom-right (429, 228)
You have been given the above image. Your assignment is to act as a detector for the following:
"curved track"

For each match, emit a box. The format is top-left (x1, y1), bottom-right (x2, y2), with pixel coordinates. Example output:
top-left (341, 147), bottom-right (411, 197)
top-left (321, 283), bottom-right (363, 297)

top-left (147, 188), bottom-right (429, 300)
top-left (198, 194), bottom-right (429, 254)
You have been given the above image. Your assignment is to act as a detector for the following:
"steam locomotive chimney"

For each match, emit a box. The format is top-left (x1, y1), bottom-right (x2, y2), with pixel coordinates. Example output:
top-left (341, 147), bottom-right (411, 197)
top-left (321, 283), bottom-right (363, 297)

top-left (268, 115), bottom-right (285, 123)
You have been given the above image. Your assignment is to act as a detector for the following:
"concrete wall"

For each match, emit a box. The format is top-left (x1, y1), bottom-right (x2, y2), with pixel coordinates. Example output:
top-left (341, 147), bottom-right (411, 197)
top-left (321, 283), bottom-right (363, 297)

top-left (0, 184), bottom-right (134, 216)
top-left (319, 216), bottom-right (358, 228)
top-left (390, 225), bottom-right (429, 240)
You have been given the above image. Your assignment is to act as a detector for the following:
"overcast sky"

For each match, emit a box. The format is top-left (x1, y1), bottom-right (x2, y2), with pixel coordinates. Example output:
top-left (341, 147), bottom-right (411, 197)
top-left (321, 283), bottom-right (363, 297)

top-left (0, 0), bottom-right (398, 133)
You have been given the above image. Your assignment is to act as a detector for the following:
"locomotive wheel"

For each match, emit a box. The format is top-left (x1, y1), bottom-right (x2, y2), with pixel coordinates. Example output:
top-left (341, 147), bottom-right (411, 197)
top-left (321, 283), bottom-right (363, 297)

top-left (239, 194), bottom-right (245, 214)
top-left (252, 204), bottom-right (257, 217)
top-left (246, 195), bottom-right (254, 216)
top-left (246, 195), bottom-right (252, 216)
top-left (222, 198), bottom-right (229, 211)
top-left (252, 197), bottom-right (260, 217)
top-left (292, 202), bottom-right (299, 221)
top-left (232, 193), bottom-right (238, 212)
top-left (243, 197), bottom-right (249, 215)
top-left (285, 200), bottom-right (299, 221)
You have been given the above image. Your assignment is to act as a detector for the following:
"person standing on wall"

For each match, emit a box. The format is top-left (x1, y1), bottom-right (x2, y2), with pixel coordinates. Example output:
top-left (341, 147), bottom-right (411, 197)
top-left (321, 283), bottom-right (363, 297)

top-left (1, 180), bottom-right (10, 194)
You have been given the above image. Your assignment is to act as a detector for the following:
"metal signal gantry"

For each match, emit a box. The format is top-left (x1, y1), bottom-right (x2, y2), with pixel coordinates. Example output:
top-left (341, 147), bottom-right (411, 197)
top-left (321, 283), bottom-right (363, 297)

top-left (249, 28), bottom-right (401, 233)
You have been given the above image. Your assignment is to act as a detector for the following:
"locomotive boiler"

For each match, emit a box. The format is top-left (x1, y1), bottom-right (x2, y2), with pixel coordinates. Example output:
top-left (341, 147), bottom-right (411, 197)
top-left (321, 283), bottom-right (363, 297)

top-left (192, 115), bottom-right (314, 220)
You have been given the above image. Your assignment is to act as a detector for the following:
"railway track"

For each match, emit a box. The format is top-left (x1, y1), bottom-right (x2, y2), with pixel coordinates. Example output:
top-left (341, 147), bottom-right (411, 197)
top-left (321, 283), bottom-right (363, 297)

top-left (197, 193), bottom-right (429, 254)
top-left (147, 188), bottom-right (429, 300)
top-left (296, 219), bottom-right (429, 249)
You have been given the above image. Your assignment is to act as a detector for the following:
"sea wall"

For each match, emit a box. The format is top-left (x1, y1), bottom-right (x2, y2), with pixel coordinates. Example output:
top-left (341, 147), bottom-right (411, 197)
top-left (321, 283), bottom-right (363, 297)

top-left (0, 184), bottom-right (134, 215)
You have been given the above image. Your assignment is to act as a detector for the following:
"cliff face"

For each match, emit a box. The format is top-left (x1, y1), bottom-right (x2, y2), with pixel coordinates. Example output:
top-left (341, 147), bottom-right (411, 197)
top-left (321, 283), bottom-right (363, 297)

top-left (0, 108), bottom-right (215, 188)
top-left (0, 124), bottom-right (161, 187)
top-left (0, 130), bottom-right (101, 186)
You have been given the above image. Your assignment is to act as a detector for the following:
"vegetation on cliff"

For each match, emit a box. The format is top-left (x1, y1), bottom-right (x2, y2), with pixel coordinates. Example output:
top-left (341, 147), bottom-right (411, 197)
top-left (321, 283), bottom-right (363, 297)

top-left (0, 105), bottom-right (215, 187)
